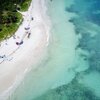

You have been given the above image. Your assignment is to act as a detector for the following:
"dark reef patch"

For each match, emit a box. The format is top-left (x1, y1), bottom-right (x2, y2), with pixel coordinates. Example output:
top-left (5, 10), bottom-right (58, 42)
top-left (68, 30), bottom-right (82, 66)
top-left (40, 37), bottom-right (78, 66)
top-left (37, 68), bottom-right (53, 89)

top-left (66, 0), bottom-right (100, 25)
top-left (66, 0), bottom-right (100, 72)
top-left (34, 79), bottom-right (100, 100)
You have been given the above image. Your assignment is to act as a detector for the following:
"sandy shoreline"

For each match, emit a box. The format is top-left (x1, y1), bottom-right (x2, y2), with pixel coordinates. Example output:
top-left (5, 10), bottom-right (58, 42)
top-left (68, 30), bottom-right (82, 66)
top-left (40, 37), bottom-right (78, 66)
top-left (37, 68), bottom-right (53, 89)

top-left (0, 0), bottom-right (50, 99)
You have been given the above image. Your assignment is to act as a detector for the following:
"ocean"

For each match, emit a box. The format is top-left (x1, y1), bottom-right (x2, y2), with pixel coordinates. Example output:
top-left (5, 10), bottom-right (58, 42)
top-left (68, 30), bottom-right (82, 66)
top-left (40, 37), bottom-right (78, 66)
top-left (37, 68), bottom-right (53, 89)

top-left (8, 0), bottom-right (100, 100)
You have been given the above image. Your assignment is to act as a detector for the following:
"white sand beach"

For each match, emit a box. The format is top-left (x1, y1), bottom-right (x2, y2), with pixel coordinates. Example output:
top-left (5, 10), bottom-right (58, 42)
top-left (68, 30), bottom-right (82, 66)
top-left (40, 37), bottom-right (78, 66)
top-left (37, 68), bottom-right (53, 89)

top-left (0, 0), bottom-right (50, 99)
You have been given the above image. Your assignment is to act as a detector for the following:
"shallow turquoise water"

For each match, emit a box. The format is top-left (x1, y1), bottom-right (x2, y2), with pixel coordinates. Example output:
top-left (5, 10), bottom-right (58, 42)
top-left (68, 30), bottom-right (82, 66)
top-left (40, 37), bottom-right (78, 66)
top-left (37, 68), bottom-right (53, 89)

top-left (34, 0), bottom-right (100, 99)
top-left (9, 0), bottom-right (100, 100)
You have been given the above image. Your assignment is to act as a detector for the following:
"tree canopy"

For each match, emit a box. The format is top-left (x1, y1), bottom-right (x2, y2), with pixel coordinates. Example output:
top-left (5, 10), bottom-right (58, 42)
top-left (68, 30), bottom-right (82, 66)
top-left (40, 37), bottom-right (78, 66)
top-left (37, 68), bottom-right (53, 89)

top-left (0, 0), bottom-right (31, 41)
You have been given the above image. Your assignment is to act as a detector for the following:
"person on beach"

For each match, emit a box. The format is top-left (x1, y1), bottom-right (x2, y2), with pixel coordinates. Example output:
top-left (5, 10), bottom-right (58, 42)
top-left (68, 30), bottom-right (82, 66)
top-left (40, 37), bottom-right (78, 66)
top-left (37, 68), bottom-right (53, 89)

top-left (20, 40), bottom-right (23, 45)
top-left (16, 42), bottom-right (19, 45)
top-left (27, 32), bottom-right (31, 38)
top-left (31, 17), bottom-right (34, 20)
top-left (0, 55), bottom-right (6, 61)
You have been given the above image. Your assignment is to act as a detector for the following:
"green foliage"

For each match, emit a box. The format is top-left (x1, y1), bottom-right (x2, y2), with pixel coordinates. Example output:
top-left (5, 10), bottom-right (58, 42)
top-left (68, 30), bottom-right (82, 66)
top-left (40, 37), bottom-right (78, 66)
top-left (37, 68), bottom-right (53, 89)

top-left (0, 0), bottom-right (31, 41)
top-left (20, 0), bottom-right (32, 11)
top-left (0, 12), bottom-right (22, 40)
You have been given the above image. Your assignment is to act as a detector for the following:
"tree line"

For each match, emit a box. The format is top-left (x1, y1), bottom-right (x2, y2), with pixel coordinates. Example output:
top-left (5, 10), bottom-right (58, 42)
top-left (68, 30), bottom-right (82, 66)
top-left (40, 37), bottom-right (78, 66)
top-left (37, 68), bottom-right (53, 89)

top-left (0, 0), bottom-right (30, 32)
top-left (0, 0), bottom-right (25, 24)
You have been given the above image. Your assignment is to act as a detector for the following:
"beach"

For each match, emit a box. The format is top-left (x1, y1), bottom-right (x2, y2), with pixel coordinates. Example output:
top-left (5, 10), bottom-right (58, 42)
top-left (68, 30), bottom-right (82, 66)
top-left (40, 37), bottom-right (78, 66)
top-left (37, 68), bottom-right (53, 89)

top-left (8, 0), bottom-right (78, 100)
top-left (6, 0), bottom-right (100, 100)
top-left (0, 0), bottom-right (50, 99)
top-left (0, 0), bottom-right (100, 100)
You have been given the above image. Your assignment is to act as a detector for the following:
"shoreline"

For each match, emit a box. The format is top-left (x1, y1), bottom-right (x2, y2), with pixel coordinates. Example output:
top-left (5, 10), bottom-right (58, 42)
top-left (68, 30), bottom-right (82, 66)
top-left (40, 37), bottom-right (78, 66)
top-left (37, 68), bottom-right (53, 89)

top-left (0, 0), bottom-right (50, 99)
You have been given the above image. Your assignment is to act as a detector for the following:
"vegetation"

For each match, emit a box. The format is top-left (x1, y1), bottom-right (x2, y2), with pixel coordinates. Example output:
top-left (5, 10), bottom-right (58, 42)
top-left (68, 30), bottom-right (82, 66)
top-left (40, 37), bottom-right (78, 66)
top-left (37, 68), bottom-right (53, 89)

top-left (20, 0), bottom-right (32, 11)
top-left (0, 0), bottom-right (32, 41)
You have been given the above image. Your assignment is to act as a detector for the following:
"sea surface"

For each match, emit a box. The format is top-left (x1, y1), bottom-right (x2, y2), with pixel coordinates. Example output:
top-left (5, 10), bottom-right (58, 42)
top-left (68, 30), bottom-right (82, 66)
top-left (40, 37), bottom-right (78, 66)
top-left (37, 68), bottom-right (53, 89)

top-left (8, 0), bottom-right (100, 100)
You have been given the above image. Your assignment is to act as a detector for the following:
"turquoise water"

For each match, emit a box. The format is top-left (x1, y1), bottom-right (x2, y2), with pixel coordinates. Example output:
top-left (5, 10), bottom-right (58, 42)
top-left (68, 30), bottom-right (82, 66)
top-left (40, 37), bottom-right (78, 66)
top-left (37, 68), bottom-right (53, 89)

top-left (8, 0), bottom-right (100, 100)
